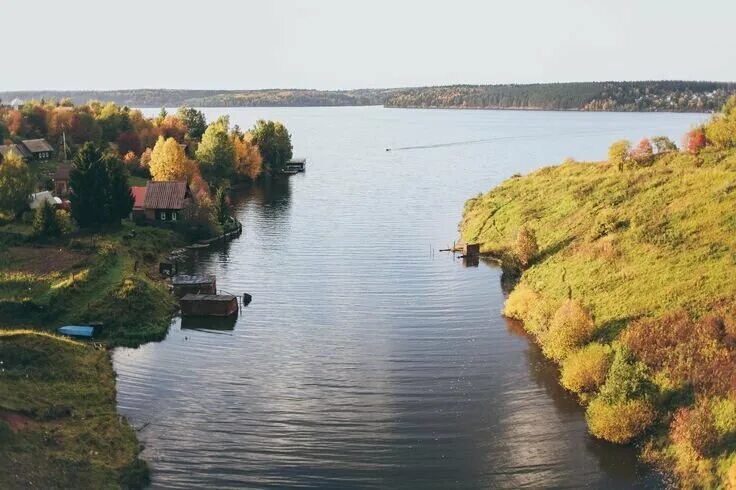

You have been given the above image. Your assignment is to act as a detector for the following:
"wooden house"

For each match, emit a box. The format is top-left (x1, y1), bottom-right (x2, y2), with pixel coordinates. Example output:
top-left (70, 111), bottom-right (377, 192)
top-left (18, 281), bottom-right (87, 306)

top-left (142, 181), bottom-right (193, 223)
top-left (20, 139), bottom-right (53, 161)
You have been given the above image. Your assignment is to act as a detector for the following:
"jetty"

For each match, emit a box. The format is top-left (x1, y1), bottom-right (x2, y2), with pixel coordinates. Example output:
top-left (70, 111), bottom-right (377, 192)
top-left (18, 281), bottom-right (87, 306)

top-left (280, 158), bottom-right (307, 175)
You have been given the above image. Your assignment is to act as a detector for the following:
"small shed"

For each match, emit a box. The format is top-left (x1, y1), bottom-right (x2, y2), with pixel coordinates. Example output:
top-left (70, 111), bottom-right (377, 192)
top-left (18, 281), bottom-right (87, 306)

top-left (171, 274), bottom-right (217, 297)
top-left (130, 185), bottom-right (147, 222)
top-left (463, 243), bottom-right (480, 257)
top-left (180, 294), bottom-right (238, 317)
top-left (54, 162), bottom-right (72, 196)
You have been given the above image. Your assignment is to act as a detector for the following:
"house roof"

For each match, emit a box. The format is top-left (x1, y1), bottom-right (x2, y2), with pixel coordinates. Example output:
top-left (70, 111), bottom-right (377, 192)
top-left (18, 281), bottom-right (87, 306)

top-left (143, 181), bottom-right (190, 210)
top-left (54, 162), bottom-right (72, 181)
top-left (131, 186), bottom-right (147, 210)
top-left (21, 139), bottom-right (53, 153)
top-left (0, 144), bottom-right (32, 159)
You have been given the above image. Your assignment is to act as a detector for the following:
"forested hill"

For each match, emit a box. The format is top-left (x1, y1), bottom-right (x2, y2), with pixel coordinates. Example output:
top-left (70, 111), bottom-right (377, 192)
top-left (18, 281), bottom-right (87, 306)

top-left (383, 81), bottom-right (736, 112)
top-left (2, 81), bottom-right (735, 112)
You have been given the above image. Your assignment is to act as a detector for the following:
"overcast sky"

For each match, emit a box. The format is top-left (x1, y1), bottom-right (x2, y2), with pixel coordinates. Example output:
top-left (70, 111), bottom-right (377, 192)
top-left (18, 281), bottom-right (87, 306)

top-left (3, 0), bottom-right (735, 91)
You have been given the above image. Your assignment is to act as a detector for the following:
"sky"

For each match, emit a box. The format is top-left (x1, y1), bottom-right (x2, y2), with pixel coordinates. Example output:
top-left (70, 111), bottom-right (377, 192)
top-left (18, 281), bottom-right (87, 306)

top-left (3, 0), bottom-right (735, 91)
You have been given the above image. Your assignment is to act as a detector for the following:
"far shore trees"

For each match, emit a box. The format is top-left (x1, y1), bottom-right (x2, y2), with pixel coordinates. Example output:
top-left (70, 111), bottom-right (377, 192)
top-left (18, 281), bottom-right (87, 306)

top-left (250, 120), bottom-right (293, 174)
top-left (70, 143), bottom-right (133, 228)
top-left (0, 151), bottom-right (34, 217)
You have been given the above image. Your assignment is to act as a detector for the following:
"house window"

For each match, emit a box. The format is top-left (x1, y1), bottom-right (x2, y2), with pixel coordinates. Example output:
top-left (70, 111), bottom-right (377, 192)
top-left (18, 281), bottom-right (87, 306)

top-left (160, 211), bottom-right (167, 221)
top-left (171, 211), bottom-right (177, 221)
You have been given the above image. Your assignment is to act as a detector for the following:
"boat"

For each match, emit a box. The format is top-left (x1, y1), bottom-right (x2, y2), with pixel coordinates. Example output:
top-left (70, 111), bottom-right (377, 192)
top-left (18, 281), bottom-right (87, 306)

top-left (58, 325), bottom-right (96, 338)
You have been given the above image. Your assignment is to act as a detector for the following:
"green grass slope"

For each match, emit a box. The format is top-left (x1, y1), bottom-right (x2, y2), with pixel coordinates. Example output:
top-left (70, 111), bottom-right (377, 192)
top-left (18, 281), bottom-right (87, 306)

top-left (461, 148), bottom-right (736, 487)
top-left (0, 331), bottom-right (148, 489)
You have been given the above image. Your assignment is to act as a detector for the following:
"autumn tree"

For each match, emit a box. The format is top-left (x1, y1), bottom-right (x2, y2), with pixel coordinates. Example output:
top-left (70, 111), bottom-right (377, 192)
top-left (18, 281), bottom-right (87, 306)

top-left (96, 102), bottom-right (132, 142)
top-left (232, 132), bottom-right (263, 180)
top-left (157, 115), bottom-right (187, 142)
top-left (196, 117), bottom-right (235, 186)
top-left (117, 130), bottom-right (142, 156)
top-left (683, 128), bottom-right (706, 154)
top-left (70, 143), bottom-right (133, 228)
top-left (249, 120), bottom-right (293, 173)
top-left (177, 107), bottom-right (207, 140)
top-left (149, 136), bottom-right (196, 182)
top-left (629, 138), bottom-right (653, 165)
top-left (0, 151), bottom-right (33, 216)
top-left (608, 140), bottom-right (631, 172)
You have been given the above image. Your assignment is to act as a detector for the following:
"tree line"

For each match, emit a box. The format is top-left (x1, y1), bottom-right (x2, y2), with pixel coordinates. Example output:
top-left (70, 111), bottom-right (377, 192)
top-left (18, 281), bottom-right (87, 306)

top-left (3, 82), bottom-right (735, 112)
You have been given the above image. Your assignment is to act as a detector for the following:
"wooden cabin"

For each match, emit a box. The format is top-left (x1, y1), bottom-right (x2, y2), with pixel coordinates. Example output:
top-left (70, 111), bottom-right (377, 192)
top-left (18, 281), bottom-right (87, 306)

top-left (21, 139), bottom-right (54, 161)
top-left (180, 294), bottom-right (238, 317)
top-left (142, 181), bottom-right (193, 223)
top-left (54, 162), bottom-right (72, 196)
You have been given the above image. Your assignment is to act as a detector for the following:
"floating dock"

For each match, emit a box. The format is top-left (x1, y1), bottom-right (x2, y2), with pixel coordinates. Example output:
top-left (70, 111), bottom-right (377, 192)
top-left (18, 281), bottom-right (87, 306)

top-left (180, 294), bottom-right (238, 317)
top-left (171, 274), bottom-right (217, 297)
top-left (281, 158), bottom-right (306, 174)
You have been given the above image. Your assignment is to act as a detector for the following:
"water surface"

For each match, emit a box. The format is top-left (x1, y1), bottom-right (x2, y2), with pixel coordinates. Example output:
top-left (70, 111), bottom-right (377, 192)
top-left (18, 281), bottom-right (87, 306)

top-left (115, 107), bottom-right (703, 488)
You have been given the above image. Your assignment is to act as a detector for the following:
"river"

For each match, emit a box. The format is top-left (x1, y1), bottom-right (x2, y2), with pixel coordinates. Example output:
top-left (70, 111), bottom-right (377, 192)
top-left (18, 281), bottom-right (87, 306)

top-left (114, 107), bottom-right (703, 488)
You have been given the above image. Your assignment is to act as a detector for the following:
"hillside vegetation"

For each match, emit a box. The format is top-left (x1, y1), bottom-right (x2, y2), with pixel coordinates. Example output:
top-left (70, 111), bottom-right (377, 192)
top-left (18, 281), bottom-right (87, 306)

top-left (3, 81), bottom-right (734, 112)
top-left (460, 99), bottom-right (736, 487)
top-left (0, 331), bottom-right (147, 488)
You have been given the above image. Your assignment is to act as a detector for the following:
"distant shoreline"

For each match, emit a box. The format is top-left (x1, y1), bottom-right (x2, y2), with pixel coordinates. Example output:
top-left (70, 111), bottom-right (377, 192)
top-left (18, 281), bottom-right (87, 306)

top-left (2, 81), bottom-right (733, 113)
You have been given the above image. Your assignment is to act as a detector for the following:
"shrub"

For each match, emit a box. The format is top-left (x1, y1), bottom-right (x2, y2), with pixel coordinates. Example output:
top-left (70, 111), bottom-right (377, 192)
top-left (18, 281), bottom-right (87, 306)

top-left (32, 201), bottom-right (62, 238)
top-left (728, 461), bottom-right (736, 489)
top-left (651, 136), bottom-right (678, 153)
top-left (670, 400), bottom-right (718, 457)
top-left (515, 225), bottom-right (538, 267)
top-left (624, 310), bottom-right (736, 395)
top-left (586, 397), bottom-right (656, 444)
top-left (503, 284), bottom-right (540, 320)
top-left (542, 299), bottom-right (595, 362)
top-left (561, 343), bottom-right (612, 394)
top-left (608, 139), bottom-right (631, 172)
top-left (598, 347), bottom-right (656, 404)
top-left (683, 128), bottom-right (706, 154)
top-left (589, 208), bottom-right (623, 240)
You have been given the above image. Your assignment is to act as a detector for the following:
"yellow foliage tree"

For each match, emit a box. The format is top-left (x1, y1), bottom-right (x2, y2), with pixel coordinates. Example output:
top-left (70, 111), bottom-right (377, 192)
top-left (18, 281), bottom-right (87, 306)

top-left (232, 132), bottom-right (263, 180)
top-left (542, 299), bottom-right (595, 362)
top-left (149, 136), bottom-right (195, 182)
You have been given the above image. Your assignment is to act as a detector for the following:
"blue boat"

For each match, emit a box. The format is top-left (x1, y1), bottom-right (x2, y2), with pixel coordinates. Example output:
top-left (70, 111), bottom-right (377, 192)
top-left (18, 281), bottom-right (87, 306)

top-left (58, 325), bottom-right (96, 338)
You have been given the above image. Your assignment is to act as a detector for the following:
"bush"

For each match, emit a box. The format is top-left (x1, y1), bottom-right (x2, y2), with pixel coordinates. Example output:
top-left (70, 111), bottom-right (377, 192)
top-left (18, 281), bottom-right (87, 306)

top-left (542, 299), bottom-right (595, 362)
top-left (503, 284), bottom-right (540, 320)
top-left (589, 208), bottom-right (623, 240)
top-left (670, 400), bottom-right (718, 457)
top-left (586, 397), bottom-right (656, 443)
top-left (32, 201), bottom-right (62, 238)
top-left (561, 343), bottom-right (612, 394)
top-left (624, 309), bottom-right (736, 395)
top-left (598, 347), bottom-right (656, 404)
top-left (515, 225), bottom-right (538, 267)
top-left (728, 461), bottom-right (736, 489)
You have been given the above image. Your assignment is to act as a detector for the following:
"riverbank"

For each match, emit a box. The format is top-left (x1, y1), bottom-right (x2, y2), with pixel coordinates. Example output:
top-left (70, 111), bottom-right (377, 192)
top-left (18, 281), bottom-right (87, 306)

top-left (460, 147), bottom-right (736, 487)
top-left (0, 223), bottom-right (186, 487)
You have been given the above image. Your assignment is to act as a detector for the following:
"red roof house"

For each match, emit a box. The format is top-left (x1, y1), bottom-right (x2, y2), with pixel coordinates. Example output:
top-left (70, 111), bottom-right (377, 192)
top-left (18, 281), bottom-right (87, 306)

top-left (142, 181), bottom-right (193, 223)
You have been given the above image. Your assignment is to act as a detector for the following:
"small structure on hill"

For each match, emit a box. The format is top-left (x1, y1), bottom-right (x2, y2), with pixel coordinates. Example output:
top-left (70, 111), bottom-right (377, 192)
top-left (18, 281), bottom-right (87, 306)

top-left (130, 185), bottom-right (147, 222)
top-left (142, 181), bottom-right (193, 223)
top-left (28, 191), bottom-right (60, 209)
top-left (54, 162), bottom-right (72, 196)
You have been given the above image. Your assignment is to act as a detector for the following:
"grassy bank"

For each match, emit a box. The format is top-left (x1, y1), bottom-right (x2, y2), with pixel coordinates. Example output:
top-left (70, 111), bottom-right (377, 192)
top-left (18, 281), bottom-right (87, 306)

top-left (0, 222), bottom-right (181, 346)
top-left (461, 147), bottom-right (736, 486)
top-left (0, 331), bottom-right (148, 488)
top-left (0, 223), bottom-right (184, 487)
